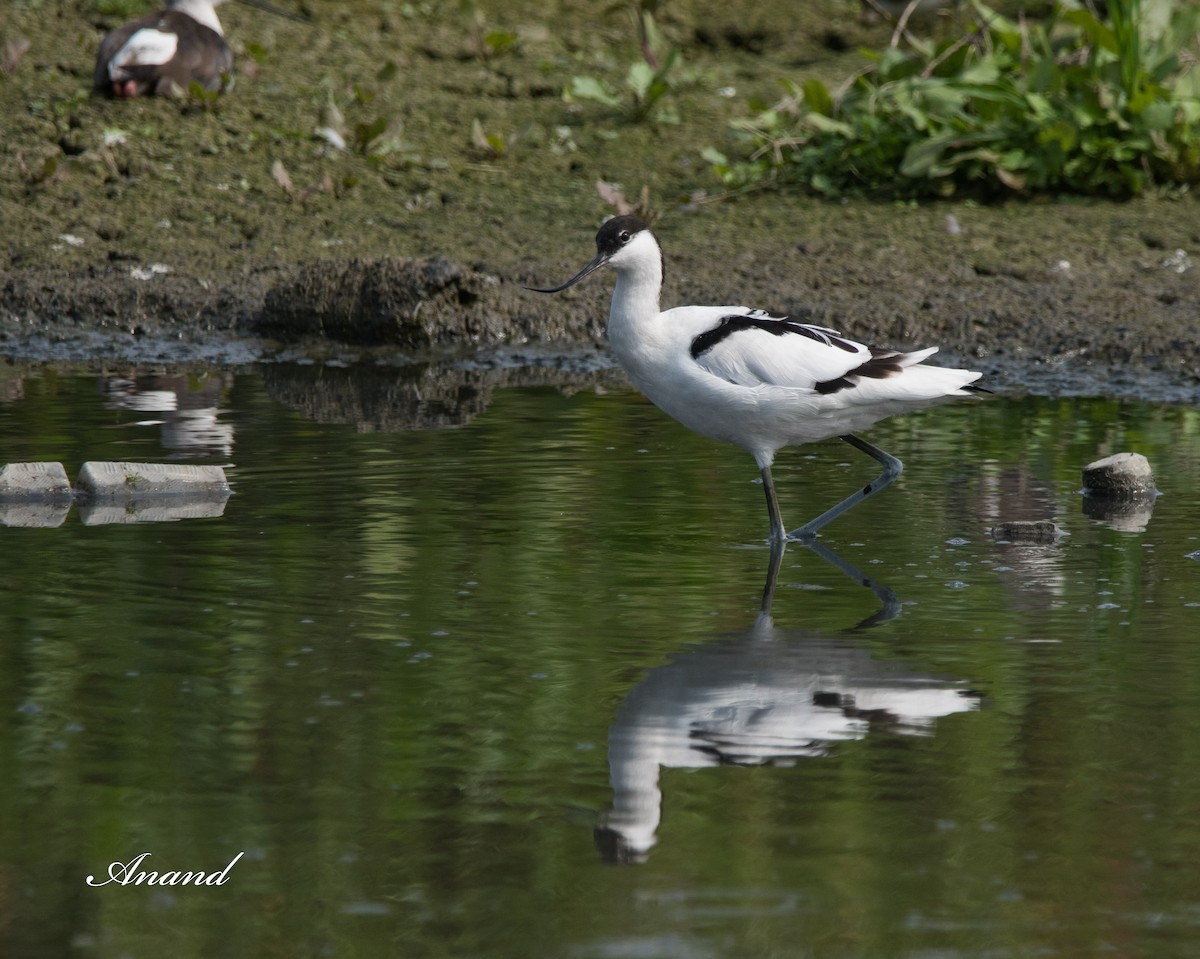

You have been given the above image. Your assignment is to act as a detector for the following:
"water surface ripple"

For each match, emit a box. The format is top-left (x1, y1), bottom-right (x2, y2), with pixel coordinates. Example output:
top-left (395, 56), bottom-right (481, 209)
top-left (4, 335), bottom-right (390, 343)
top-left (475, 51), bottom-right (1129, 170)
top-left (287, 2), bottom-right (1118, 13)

top-left (2, 365), bottom-right (1199, 958)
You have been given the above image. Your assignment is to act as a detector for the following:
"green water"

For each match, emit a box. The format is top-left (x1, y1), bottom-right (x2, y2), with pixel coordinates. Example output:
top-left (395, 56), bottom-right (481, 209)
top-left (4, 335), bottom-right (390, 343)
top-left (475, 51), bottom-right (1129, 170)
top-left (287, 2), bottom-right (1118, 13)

top-left (2, 364), bottom-right (1200, 958)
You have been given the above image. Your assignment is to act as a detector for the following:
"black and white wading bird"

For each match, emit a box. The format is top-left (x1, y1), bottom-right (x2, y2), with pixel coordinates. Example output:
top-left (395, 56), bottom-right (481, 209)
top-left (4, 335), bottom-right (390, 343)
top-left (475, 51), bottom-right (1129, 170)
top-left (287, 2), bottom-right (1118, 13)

top-left (528, 216), bottom-right (985, 542)
top-left (94, 0), bottom-right (304, 99)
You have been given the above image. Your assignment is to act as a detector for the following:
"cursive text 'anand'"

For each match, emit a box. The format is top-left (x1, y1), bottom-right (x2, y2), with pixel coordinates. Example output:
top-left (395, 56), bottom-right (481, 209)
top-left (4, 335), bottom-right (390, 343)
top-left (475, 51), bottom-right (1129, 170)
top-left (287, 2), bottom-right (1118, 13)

top-left (86, 851), bottom-right (244, 887)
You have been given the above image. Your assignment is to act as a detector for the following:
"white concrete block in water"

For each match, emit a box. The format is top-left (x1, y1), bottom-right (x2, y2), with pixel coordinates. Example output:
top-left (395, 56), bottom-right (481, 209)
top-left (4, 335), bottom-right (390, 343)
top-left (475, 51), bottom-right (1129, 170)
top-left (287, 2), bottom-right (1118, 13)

top-left (76, 462), bottom-right (231, 500)
top-left (1081, 452), bottom-right (1156, 498)
top-left (78, 500), bottom-right (230, 525)
top-left (0, 462), bottom-right (73, 499)
top-left (0, 502), bottom-right (72, 528)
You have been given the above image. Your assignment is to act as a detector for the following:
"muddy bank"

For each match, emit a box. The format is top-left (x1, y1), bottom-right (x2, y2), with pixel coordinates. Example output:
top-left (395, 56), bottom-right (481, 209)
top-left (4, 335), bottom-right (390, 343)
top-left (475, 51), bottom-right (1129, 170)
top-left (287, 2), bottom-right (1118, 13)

top-left (3, 194), bottom-right (1198, 404)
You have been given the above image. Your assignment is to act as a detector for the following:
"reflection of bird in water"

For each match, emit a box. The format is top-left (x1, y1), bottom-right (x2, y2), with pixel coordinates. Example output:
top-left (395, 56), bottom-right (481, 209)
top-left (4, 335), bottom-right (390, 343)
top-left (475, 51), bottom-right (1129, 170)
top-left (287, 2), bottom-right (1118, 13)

top-left (595, 541), bottom-right (981, 864)
top-left (529, 217), bottom-right (985, 543)
top-left (94, 0), bottom-right (302, 99)
top-left (104, 374), bottom-right (234, 458)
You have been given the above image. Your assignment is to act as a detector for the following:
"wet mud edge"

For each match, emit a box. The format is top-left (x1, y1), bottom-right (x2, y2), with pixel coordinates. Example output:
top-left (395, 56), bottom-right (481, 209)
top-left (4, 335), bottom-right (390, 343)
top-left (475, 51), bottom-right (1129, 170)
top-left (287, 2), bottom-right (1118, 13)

top-left (0, 240), bottom-right (1197, 405)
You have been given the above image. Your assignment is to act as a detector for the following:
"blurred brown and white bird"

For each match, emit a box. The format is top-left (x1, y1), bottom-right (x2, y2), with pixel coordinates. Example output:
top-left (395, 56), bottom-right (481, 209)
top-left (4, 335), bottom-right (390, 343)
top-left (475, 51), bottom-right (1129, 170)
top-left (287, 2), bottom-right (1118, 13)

top-left (94, 0), bottom-right (301, 99)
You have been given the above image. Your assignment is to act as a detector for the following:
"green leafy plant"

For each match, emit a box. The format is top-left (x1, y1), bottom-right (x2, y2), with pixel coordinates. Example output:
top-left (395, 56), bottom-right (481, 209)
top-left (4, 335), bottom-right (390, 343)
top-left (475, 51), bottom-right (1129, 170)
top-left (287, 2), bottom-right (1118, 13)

top-left (244, 42), bottom-right (269, 67)
top-left (708, 0), bottom-right (1200, 198)
top-left (458, 0), bottom-right (519, 60)
top-left (565, 3), bottom-right (686, 124)
top-left (186, 79), bottom-right (224, 111)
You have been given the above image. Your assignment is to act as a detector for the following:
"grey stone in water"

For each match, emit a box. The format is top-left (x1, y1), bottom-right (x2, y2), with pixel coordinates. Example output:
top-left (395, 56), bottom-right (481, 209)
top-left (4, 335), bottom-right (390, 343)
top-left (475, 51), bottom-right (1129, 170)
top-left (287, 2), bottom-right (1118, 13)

top-left (1081, 452), bottom-right (1156, 498)
top-left (0, 462), bottom-right (73, 500)
top-left (989, 520), bottom-right (1065, 545)
top-left (76, 462), bottom-right (231, 500)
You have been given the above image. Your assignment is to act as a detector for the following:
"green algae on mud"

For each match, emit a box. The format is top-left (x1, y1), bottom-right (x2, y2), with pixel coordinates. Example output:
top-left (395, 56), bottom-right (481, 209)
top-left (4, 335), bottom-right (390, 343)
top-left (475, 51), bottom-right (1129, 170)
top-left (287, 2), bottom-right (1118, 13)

top-left (1, 1), bottom-right (1198, 397)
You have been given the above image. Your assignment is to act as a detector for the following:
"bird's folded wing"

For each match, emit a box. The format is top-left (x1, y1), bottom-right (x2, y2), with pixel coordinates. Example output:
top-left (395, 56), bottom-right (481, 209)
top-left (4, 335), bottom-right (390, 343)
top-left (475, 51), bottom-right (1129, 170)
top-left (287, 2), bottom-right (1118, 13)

top-left (690, 310), bottom-right (876, 391)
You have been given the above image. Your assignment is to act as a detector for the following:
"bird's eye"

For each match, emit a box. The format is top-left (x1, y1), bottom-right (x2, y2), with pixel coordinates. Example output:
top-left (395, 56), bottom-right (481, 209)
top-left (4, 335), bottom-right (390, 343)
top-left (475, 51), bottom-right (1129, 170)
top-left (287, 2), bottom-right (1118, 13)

top-left (619, 231), bottom-right (630, 243)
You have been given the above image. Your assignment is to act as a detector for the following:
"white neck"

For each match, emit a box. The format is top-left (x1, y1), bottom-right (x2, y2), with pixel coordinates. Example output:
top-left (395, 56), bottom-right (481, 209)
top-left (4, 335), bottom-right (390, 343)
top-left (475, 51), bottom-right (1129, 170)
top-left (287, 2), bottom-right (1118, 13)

top-left (168, 0), bottom-right (225, 34)
top-left (606, 235), bottom-right (664, 336)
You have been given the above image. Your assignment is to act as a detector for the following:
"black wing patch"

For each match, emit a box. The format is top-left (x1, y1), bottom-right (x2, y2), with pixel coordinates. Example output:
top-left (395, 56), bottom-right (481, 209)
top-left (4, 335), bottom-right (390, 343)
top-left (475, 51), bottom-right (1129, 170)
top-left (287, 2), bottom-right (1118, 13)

top-left (814, 350), bottom-right (905, 395)
top-left (690, 312), bottom-right (861, 360)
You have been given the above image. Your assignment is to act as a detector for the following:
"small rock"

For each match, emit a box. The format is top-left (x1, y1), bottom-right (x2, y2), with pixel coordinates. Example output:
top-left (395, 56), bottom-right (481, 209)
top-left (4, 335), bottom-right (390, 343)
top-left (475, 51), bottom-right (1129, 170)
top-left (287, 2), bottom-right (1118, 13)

top-left (989, 520), bottom-right (1065, 545)
top-left (76, 462), bottom-right (230, 500)
top-left (0, 462), bottom-right (73, 500)
top-left (1081, 452), bottom-right (1156, 498)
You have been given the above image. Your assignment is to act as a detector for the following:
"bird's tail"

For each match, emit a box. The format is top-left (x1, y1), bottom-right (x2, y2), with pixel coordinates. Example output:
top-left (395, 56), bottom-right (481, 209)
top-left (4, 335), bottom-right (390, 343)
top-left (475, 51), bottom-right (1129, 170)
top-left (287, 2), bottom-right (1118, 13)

top-left (854, 347), bottom-right (984, 403)
top-left (906, 347), bottom-right (983, 393)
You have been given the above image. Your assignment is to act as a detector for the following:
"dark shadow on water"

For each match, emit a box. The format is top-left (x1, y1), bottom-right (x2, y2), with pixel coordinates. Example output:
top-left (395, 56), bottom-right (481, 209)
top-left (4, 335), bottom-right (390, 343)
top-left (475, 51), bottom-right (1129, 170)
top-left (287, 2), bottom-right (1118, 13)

top-left (595, 540), bottom-right (978, 864)
top-left (1081, 491), bottom-right (1159, 533)
top-left (258, 356), bottom-right (611, 431)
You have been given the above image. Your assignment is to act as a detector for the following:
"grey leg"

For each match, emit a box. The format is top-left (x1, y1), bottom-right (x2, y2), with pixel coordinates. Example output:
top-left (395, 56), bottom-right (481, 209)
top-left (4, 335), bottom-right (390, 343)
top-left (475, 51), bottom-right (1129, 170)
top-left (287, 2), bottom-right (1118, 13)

top-left (786, 434), bottom-right (903, 541)
top-left (761, 466), bottom-right (787, 543)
